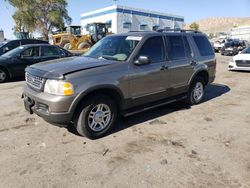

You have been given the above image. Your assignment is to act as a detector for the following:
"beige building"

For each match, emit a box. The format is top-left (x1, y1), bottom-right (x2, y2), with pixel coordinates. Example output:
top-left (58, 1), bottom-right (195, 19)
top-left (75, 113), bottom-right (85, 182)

top-left (231, 26), bottom-right (250, 42)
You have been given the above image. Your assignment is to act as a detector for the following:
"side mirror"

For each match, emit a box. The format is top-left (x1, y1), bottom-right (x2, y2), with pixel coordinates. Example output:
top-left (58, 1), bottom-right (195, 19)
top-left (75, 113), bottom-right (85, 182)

top-left (134, 56), bottom-right (150, 65)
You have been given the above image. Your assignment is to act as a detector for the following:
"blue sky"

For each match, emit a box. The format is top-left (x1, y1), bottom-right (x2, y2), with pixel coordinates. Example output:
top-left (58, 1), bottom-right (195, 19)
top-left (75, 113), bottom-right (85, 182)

top-left (1, 0), bottom-right (250, 39)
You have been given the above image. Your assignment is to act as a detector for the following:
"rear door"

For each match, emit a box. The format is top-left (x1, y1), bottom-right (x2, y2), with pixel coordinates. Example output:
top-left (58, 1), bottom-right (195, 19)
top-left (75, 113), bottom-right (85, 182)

top-left (41, 45), bottom-right (64, 61)
top-left (166, 35), bottom-right (194, 95)
top-left (129, 36), bottom-right (170, 106)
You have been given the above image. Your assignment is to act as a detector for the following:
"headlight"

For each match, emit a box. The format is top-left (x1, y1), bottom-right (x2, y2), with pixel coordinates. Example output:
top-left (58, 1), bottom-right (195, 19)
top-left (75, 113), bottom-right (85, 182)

top-left (44, 79), bottom-right (74, 96)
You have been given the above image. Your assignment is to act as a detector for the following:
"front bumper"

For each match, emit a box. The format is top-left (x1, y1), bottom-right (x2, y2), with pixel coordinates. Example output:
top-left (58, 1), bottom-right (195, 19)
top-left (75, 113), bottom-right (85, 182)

top-left (228, 61), bottom-right (250, 71)
top-left (222, 50), bottom-right (236, 56)
top-left (23, 85), bottom-right (75, 124)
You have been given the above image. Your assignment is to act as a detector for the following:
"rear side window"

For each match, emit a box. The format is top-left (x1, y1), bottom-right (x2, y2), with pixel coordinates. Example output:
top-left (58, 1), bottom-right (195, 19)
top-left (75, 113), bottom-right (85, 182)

top-left (137, 36), bottom-right (165, 63)
top-left (7, 41), bottom-right (20, 51)
top-left (41, 46), bottom-right (62, 56)
top-left (193, 36), bottom-right (214, 56)
top-left (167, 36), bottom-right (186, 60)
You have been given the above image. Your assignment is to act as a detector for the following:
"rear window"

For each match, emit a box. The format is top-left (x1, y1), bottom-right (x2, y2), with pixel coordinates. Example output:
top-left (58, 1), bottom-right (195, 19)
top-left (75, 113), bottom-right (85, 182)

top-left (193, 35), bottom-right (214, 56)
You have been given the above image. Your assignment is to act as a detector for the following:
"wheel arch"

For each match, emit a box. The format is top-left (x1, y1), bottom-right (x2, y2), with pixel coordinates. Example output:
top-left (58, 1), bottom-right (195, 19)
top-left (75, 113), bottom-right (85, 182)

top-left (188, 69), bottom-right (209, 87)
top-left (0, 65), bottom-right (11, 78)
top-left (70, 85), bottom-right (124, 118)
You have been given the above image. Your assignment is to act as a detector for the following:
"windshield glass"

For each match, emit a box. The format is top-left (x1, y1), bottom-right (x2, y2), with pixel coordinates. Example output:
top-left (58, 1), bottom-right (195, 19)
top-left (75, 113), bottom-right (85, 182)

top-left (2, 46), bottom-right (24, 57)
top-left (84, 36), bottom-right (141, 61)
top-left (242, 47), bottom-right (250, 54)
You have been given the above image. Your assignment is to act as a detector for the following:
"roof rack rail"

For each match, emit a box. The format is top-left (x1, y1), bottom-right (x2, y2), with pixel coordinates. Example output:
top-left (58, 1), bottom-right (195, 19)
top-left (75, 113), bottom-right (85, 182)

top-left (128, 30), bottom-right (153, 33)
top-left (157, 28), bottom-right (201, 33)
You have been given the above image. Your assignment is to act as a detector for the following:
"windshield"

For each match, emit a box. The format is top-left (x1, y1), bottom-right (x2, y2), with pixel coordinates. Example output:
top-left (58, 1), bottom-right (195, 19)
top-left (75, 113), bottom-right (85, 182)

top-left (242, 47), bottom-right (250, 54)
top-left (84, 36), bottom-right (140, 61)
top-left (2, 46), bottom-right (24, 57)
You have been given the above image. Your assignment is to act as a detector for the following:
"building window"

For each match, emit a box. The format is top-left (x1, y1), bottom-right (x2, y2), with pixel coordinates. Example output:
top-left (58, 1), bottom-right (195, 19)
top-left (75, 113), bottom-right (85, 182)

top-left (140, 24), bottom-right (147, 31)
top-left (152, 26), bottom-right (159, 31)
top-left (123, 22), bottom-right (131, 30)
top-left (164, 27), bottom-right (171, 31)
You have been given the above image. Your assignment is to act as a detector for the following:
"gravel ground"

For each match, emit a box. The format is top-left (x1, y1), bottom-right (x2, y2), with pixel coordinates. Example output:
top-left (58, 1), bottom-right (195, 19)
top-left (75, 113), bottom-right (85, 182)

top-left (0, 54), bottom-right (249, 188)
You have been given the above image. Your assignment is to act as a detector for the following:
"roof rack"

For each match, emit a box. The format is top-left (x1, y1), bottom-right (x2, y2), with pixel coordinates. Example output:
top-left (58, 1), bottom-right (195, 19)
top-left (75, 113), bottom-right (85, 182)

top-left (128, 30), bottom-right (153, 33)
top-left (157, 28), bottom-right (201, 33)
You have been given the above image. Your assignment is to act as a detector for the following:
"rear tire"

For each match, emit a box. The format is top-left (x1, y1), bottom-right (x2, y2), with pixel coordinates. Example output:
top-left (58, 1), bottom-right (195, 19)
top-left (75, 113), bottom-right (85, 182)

top-left (78, 42), bottom-right (91, 50)
top-left (64, 43), bottom-right (71, 50)
top-left (74, 95), bottom-right (117, 139)
top-left (0, 69), bottom-right (8, 83)
top-left (186, 76), bottom-right (205, 105)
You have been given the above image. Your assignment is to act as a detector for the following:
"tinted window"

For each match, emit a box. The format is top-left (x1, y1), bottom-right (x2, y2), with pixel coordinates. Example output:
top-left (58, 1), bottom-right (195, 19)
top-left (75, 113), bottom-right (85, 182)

top-left (167, 36), bottom-right (186, 60)
top-left (21, 40), bottom-right (33, 45)
top-left (41, 46), bottom-right (62, 56)
top-left (243, 47), bottom-right (250, 54)
top-left (183, 37), bottom-right (192, 58)
top-left (21, 47), bottom-right (40, 57)
top-left (7, 41), bottom-right (20, 51)
top-left (137, 36), bottom-right (165, 63)
top-left (193, 36), bottom-right (214, 56)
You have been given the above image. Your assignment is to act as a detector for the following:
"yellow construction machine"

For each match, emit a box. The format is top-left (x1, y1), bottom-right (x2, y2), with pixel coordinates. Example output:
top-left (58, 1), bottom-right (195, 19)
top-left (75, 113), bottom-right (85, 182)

top-left (52, 23), bottom-right (111, 54)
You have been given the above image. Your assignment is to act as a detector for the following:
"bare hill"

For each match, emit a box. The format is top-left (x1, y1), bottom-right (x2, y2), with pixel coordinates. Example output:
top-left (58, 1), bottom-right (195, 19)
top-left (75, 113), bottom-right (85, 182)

top-left (185, 17), bottom-right (250, 33)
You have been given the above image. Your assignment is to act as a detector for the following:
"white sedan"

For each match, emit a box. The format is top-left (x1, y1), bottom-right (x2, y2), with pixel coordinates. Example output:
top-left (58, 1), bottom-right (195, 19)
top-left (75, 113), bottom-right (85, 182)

top-left (229, 46), bottom-right (250, 71)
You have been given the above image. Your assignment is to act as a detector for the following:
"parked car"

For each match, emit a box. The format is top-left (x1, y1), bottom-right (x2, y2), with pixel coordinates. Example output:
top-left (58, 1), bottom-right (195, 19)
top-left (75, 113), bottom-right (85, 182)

top-left (23, 30), bottom-right (216, 139)
top-left (0, 39), bottom-right (48, 56)
top-left (228, 46), bottom-right (250, 71)
top-left (0, 44), bottom-right (73, 82)
top-left (213, 38), bottom-right (233, 53)
top-left (221, 39), bottom-right (247, 56)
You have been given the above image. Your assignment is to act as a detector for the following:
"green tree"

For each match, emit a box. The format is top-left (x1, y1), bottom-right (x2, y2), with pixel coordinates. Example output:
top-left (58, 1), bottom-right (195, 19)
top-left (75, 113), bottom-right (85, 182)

top-left (189, 22), bottom-right (199, 31)
top-left (6, 0), bottom-right (72, 40)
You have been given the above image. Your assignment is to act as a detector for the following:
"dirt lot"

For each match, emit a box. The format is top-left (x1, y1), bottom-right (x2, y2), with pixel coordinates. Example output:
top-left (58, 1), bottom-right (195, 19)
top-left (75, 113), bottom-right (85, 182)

top-left (0, 54), bottom-right (249, 188)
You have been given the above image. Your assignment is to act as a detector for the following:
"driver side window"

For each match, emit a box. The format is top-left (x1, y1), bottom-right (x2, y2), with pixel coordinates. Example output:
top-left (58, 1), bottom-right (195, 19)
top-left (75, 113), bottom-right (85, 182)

top-left (21, 47), bottom-right (40, 58)
top-left (137, 36), bottom-right (165, 63)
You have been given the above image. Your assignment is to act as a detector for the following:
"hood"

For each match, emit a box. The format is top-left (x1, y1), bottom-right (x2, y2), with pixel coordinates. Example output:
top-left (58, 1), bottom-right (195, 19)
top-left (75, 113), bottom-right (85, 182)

top-left (0, 55), bottom-right (10, 61)
top-left (26, 56), bottom-right (117, 79)
top-left (234, 53), bottom-right (250, 61)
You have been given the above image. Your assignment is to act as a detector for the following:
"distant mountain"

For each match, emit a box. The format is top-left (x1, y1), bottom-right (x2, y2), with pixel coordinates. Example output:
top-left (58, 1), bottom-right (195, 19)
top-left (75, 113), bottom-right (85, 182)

top-left (185, 17), bottom-right (250, 33)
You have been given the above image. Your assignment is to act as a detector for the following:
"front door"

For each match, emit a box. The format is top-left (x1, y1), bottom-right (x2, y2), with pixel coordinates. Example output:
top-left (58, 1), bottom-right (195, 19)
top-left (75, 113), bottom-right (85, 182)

top-left (11, 46), bottom-right (41, 77)
top-left (129, 36), bottom-right (170, 106)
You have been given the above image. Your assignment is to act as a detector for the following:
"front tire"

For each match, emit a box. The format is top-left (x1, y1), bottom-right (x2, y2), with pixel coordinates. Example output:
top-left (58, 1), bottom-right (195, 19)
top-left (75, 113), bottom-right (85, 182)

top-left (74, 95), bottom-right (117, 139)
top-left (186, 77), bottom-right (205, 105)
top-left (0, 69), bottom-right (8, 83)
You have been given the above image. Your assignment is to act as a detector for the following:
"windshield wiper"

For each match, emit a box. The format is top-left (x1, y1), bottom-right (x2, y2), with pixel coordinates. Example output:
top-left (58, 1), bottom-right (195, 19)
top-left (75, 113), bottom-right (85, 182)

top-left (99, 55), bottom-right (119, 61)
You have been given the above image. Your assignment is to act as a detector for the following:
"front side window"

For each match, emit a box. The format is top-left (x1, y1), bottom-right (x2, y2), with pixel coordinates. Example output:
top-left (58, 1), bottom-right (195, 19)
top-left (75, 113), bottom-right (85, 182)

top-left (137, 36), bottom-right (165, 63)
top-left (21, 46), bottom-right (40, 57)
top-left (167, 36), bottom-right (186, 60)
top-left (193, 35), bottom-right (214, 56)
top-left (84, 36), bottom-right (140, 61)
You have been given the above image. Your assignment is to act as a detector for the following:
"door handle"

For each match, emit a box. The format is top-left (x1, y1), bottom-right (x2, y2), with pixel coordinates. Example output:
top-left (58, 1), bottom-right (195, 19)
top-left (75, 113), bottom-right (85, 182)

top-left (160, 65), bottom-right (165, 70)
top-left (160, 65), bottom-right (168, 70)
top-left (190, 61), bottom-right (197, 66)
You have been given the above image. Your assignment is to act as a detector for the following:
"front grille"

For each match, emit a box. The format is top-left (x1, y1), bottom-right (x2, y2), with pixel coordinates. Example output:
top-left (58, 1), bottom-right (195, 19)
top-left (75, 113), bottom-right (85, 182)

top-left (236, 60), bottom-right (250, 67)
top-left (25, 72), bottom-right (44, 90)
